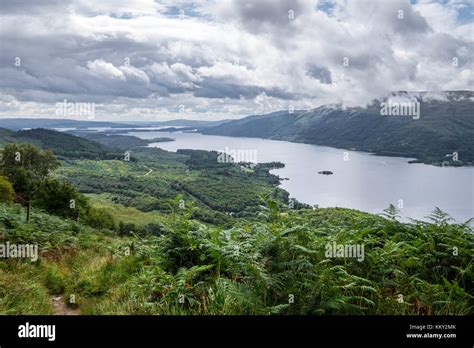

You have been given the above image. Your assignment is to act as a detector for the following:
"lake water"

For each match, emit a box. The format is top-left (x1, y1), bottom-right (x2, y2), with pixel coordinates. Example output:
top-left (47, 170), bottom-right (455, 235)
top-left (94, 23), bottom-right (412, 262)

top-left (127, 130), bottom-right (474, 223)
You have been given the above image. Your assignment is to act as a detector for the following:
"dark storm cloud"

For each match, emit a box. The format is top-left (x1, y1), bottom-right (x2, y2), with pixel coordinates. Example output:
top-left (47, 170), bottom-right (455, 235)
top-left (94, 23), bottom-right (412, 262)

top-left (306, 65), bottom-right (332, 84)
top-left (380, 1), bottom-right (432, 36)
top-left (223, 0), bottom-right (312, 31)
top-left (194, 77), bottom-right (293, 100)
top-left (0, 0), bottom-right (69, 14)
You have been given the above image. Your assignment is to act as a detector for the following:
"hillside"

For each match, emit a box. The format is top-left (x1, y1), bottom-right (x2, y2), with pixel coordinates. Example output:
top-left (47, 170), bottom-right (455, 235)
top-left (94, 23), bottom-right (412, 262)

top-left (0, 118), bottom-right (229, 131)
top-left (0, 118), bottom-right (134, 130)
top-left (202, 91), bottom-right (474, 165)
top-left (1, 126), bottom-right (473, 316)
top-left (0, 128), bottom-right (123, 160)
top-left (0, 128), bottom-right (289, 224)
top-left (1, 202), bottom-right (473, 315)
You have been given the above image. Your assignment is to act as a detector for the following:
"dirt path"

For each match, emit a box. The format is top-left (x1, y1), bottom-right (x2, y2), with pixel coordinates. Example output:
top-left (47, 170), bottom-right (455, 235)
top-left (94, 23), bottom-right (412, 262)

top-left (51, 295), bottom-right (80, 315)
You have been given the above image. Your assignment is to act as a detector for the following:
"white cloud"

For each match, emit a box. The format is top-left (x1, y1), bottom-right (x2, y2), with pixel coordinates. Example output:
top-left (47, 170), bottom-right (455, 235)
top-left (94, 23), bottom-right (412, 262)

top-left (87, 60), bottom-right (125, 79)
top-left (0, 0), bottom-right (472, 120)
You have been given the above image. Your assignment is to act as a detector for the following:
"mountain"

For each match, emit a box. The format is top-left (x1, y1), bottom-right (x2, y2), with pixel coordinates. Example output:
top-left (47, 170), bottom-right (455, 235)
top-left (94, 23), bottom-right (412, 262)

top-left (0, 118), bottom-right (230, 131)
top-left (202, 91), bottom-right (474, 165)
top-left (0, 118), bottom-right (135, 130)
top-left (125, 119), bottom-right (232, 128)
top-left (0, 128), bottom-right (122, 160)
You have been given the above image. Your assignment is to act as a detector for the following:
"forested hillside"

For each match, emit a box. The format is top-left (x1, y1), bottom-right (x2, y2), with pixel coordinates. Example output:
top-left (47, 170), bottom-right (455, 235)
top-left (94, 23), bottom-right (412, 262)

top-left (1, 201), bottom-right (473, 315)
top-left (0, 128), bottom-right (123, 160)
top-left (0, 129), bottom-right (472, 315)
top-left (203, 91), bottom-right (474, 165)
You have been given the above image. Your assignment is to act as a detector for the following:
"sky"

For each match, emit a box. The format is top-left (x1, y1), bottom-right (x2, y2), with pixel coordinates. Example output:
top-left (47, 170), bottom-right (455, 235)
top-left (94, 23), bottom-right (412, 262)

top-left (0, 0), bottom-right (472, 121)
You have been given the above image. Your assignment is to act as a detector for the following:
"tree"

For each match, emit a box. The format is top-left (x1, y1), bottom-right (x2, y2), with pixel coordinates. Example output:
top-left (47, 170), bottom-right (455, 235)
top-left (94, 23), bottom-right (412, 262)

top-left (33, 178), bottom-right (89, 220)
top-left (84, 207), bottom-right (115, 230)
top-left (382, 204), bottom-right (400, 220)
top-left (0, 175), bottom-right (15, 204)
top-left (1, 143), bottom-right (60, 180)
top-left (0, 143), bottom-right (60, 221)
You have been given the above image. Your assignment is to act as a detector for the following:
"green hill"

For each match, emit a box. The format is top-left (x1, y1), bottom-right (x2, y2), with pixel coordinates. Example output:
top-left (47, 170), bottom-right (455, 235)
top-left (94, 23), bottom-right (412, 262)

top-left (1, 202), bottom-right (473, 315)
top-left (0, 118), bottom-right (133, 130)
top-left (1, 128), bottom-right (123, 160)
top-left (1, 126), bottom-right (472, 316)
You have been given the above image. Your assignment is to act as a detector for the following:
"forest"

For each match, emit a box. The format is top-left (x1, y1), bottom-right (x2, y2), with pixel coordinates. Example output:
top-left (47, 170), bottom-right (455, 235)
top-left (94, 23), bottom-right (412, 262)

top-left (0, 129), bottom-right (472, 315)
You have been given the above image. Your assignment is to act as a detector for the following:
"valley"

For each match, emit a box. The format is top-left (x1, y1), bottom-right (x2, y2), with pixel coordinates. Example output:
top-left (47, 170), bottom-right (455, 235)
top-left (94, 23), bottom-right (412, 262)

top-left (0, 126), bottom-right (472, 316)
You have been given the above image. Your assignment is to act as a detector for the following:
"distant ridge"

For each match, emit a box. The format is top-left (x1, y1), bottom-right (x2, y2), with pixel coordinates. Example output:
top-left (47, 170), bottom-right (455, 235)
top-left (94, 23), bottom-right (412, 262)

top-left (202, 91), bottom-right (474, 166)
top-left (0, 118), bottom-right (230, 131)
top-left (0, 118), bottom-right (134, 130)
top-left (0, 128), bottom-right (121, 160)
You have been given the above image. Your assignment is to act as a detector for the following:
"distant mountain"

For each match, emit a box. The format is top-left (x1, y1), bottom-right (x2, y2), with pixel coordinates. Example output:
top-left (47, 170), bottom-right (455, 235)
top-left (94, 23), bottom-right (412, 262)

top-left (0, 118), bottom-right (230, 130)
top-left (0, 128), bottom-right (122, 160)
top-left (0, 118), bottom-right (135, 130)
top-left (202, 91), bottom-right (474, 165)
top-left (126, 119), bottom-right (232, 128)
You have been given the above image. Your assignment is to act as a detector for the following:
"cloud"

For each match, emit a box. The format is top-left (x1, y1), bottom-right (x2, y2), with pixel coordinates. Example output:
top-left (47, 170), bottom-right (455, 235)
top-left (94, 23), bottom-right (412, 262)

top-left (0, 0), bottom-right (472, 120)
top-left (306, 65), bottom-right (332, 84)
top-left (87, 60), bottom-right (125, 79)
top-left (213, 0), bottom-right (314, 32)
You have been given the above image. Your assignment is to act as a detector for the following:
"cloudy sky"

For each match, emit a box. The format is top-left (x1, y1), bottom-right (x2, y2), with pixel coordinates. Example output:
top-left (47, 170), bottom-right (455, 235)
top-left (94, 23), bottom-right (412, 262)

top-left (0, 0), bottom-right (472, 121)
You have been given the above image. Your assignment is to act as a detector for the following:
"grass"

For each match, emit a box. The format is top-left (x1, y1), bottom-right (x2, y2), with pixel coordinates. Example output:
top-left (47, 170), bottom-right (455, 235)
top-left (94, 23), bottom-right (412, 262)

top-left (1, 132), bottom-right (472, 316)
top-left (1, 201), bottom-right (472, 316)
top-left (87, 193), bottom-right (171, 226)
top-left (0, 261), bottom-right (53, 314)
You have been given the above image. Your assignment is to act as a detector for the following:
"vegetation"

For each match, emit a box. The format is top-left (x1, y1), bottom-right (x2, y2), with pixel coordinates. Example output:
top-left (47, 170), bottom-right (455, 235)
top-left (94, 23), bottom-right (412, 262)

top-left (202, 91), bottom-right (474, 166)
top-left (58, 147), bottom-right (286, 224)
top-left (0, 129), bottom-right (472, 315)
top-left (72, 132), bottom-right (174, 148)
top-left (0, 142), bottom-right (114, 228)
top-left (0, 143), bottom-right (60, 221)
top-left (0, 176), bottom-right (15, 203)
top-left (0, 201), bottom-right (472, 315)
top-left (0, 128), bottom-right (124, 160)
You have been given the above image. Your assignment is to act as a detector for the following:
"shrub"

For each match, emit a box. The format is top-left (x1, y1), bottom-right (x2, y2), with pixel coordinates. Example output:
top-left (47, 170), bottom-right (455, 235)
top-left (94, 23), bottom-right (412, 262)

top-left (44, 265), bottom-right (65, 295)
top-left (0, 175), bottom-right (15, 204)
top-left (84, 207), bottom-right (115, 230)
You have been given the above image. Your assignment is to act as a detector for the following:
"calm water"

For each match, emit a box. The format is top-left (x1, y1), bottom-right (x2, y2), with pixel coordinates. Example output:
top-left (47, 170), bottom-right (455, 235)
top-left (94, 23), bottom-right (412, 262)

top-left (127, 131), bottom-right (474, 222)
